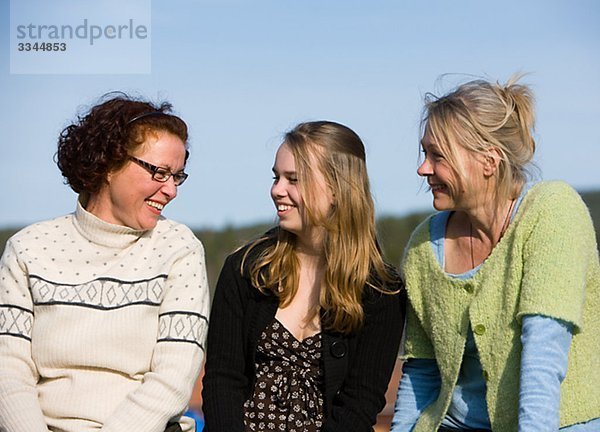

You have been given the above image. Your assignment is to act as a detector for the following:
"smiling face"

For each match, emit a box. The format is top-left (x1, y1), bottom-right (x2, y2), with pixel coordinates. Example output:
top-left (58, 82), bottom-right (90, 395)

top-left (86, 131), bottom-right (186, 230)
top-left (418, 125), bottom-right (486, 211)
top-left (270, 143), bottom-right (333, 245)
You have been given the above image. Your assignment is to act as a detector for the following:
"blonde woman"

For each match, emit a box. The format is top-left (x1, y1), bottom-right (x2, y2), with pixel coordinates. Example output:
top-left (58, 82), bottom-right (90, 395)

top-left (202, 121), bottom-right (405, 431)
top-left (391, 76), bottom-right (600, 431)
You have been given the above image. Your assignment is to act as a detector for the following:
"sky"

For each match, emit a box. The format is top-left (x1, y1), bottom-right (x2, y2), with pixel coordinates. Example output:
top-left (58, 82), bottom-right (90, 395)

top-left (2, 0), bottom-right (599, 230)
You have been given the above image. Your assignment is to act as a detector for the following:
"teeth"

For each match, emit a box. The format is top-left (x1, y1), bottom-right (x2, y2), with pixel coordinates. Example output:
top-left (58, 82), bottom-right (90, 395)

top-left (278, 204), bottom-right (292, 211)
top-left (146, 200), bottom-right (164, 210)
top-left (430, 185), bottom-right (445, 192)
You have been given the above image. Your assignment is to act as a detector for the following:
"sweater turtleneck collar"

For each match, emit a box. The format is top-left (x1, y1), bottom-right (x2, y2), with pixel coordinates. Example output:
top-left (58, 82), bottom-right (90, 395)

top-left (73, 196), bottom-right (148, 249)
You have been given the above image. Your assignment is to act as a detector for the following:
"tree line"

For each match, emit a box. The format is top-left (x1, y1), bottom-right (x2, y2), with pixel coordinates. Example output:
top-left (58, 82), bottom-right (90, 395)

top-left (1, 190), bottom-right (599, 297)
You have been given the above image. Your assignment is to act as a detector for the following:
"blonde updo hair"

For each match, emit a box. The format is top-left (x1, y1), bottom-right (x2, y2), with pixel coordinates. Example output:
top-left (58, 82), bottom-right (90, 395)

top-left (423, 74), bottom-right (536, 201)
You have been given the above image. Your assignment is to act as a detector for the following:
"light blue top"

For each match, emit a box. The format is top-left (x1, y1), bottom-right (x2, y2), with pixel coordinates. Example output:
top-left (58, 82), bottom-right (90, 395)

top-left (431, 211), bottom-right (491, 430)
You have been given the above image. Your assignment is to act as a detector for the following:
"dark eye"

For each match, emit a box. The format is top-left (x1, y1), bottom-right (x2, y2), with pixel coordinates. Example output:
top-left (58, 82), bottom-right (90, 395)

top-left (289, 177), bottom-right (298, 184)
top-left (153, 169), bottom-right (170, 181)
top-left (423, 147), bottom-right (444, 161)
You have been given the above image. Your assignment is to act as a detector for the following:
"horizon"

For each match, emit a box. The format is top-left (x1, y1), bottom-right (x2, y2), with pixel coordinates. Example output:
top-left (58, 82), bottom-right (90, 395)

top-left (1, 185), bottom-right (599, 232)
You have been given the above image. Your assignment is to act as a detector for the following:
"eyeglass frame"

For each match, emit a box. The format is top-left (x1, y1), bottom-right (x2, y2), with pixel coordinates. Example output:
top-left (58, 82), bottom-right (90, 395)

top-left (128, 156), bottom-right (189, 186)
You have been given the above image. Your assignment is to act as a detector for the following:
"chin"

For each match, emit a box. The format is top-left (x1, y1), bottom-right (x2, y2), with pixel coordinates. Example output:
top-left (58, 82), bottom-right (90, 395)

top-left (278, 223), bottom-right (300, 236)
top-left (143, 220), bottom-right (159, 230)
top-left (432, 199), bottom-right (452, 211)
top-left (134, 218), bottom-right (159, 231)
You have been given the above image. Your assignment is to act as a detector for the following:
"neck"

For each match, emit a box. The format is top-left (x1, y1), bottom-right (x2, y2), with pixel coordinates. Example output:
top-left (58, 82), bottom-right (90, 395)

top-left (295, 237), bottom-right (327, 301)
top-left (465, 197), bottom-right (515, 244)
top-left (296, 245), bottom-right (326, 271)
top-left (295, 227), bottom-right (326, 259)
top-left (446, 198), bottom-right (515, 272)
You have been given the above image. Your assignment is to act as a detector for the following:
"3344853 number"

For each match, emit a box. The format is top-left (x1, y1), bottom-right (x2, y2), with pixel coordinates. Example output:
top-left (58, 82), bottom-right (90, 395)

top-left (17, 42), bottom-right (67, 52)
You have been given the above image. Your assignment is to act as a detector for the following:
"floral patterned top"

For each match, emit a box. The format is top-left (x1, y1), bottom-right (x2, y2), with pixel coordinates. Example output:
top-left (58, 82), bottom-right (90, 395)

top-left (243, 318), bottom-right (324, 431)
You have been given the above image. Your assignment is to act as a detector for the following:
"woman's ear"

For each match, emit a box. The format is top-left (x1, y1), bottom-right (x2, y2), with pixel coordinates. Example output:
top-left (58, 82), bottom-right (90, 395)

top-left (483, 148), bottom-right (501, 177)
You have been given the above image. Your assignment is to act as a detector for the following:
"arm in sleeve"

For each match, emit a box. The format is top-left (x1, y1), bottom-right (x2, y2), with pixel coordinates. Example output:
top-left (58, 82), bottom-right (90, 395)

top-left (391, 358), bottom-right (441, 432)
top-left (519, 183), bottom-right (596, 331)
top-left (401, 301), bottom-right (436, 360)
top-left (518, 314), bottom-right (572, 432)
top-left (323, 287), bottom-right (406, 432)
top-left (101, 241), bottom-right (210, 432)
top-left (201, 253), bottom-right (249, 432)
top-left (0, 239), bottom-right (50, 432)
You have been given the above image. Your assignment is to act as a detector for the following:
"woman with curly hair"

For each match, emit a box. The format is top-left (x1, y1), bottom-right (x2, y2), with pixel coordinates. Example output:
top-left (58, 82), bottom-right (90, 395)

top-left (391, 76), bottom-right (600, 431)
top-left (0, 94), bottom-right (210, 432)
top-left (202, 121), bottom-right (406, 432)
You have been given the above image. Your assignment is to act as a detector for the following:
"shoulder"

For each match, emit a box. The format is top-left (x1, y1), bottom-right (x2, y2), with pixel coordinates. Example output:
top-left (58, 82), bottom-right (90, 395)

top-left (6, 213), bottom-right (75, 247)
top-left (153, 218), bottom-right (204, 252)
top-left (414, 213), bottom-right (435, 234)
top-left (402, 213), bottom-right (437, 274)
top-left (523, 181), bottom-right (584, 209)
top-left (520, 181), bottom-right (592, 225)
top-left (213, 232), bottom-right (280, 307)
top-left (225, 228), bottom-right (279, 274)
top-left (406, 213), bottom-right (436, 250)
top-left (513, 181), bottom-right (598, 268)
top-left (209, 228), bottom-right (279, 296)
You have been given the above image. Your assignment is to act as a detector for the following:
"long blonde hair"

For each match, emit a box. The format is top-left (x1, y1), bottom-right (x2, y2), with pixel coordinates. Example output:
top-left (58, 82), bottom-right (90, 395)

top-left (423, 74), bottom-right (537, 201)
top-left (244, 121), bottom-right (398, 335)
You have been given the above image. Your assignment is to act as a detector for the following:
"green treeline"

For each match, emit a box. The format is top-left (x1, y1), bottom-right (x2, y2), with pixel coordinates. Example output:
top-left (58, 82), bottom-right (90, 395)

top-left (195, 211), bottom-right (432, 292)
top-left (1, 190), bottom-right (599, 296)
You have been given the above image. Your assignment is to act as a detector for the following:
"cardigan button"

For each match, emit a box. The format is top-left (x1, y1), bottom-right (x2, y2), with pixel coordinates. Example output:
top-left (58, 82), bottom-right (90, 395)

top-left (474, 324), bottom-right (486, 335)
top-left (330, 341), bottom-right (347, 358)
top-left (463, 283), bottom-right (474, 293)
top-left (482, 370), bottom-right (489, 381)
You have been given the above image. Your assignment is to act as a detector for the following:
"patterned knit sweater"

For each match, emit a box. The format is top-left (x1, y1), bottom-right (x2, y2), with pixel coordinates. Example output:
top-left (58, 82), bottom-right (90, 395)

top-left (0, 200), bottom-right (210, 432)
top-left (401, 181), bottom-right (600, 432)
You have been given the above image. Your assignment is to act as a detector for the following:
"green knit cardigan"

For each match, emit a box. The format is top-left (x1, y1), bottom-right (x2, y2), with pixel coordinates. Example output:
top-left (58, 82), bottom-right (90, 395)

top-left (401, 181), bottom-right (600, 432)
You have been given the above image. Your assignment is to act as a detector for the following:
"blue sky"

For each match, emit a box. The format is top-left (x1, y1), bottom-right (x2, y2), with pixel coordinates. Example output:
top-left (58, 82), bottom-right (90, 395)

top-left (2, 0), bottom-right (599, 229)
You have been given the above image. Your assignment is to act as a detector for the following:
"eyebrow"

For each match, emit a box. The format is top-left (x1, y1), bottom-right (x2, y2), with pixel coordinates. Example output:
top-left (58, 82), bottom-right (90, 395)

top-left (272, 168), bottom-right (297, 176)
top-left (145, 160), bottom-right (185, 173)
top-left (420, 140), bottom-right (440, 151)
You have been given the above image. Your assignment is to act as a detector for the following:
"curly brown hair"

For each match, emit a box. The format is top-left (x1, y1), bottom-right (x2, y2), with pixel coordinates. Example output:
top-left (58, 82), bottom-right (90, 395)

top-left (56, 92), bottom-right (189, 194)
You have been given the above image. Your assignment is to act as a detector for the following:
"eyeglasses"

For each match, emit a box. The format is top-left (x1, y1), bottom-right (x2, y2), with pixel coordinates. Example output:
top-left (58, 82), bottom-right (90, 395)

top-left (128, 156), bottom-right (189, 186)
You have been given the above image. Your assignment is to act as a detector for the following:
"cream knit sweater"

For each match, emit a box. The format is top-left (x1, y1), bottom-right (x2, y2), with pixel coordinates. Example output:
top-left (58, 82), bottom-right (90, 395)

top-left (0, 200), bottom-right (210, 432)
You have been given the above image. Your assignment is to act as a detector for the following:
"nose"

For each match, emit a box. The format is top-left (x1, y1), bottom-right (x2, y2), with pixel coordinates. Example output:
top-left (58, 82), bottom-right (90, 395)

top-left (271, 180), bottom-right (286, 199)
top-left (417, 157), bottom-right (432, 177)
top-left (161, 177), bottom-right (178, 200)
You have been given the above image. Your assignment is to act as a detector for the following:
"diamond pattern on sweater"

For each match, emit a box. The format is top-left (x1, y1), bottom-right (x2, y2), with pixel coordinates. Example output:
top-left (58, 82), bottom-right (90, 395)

top-left (0, 305), bottom-right (34, 340)
top-left (158, 311), bottom-right (208, 350)
top-left (29, 275), bottom-right (167, 310)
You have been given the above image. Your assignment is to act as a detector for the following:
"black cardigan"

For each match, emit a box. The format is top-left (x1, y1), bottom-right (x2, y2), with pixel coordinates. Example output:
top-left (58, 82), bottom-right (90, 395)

top-left (202, 243), bottom-right (406, 432)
